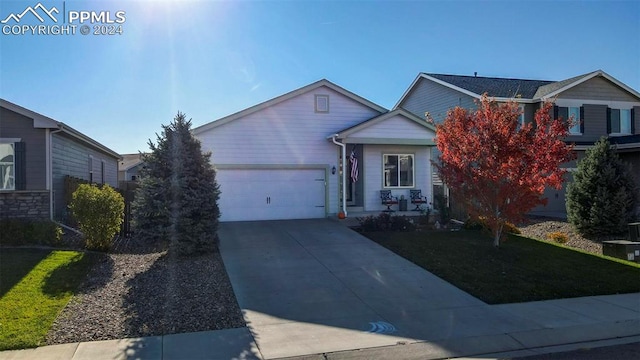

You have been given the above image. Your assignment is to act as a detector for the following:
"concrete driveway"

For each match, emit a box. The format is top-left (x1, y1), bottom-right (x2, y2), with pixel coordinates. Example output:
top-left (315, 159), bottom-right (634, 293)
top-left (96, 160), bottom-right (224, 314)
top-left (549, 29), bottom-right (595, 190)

top-left (218, 219), bottom-right (543, 359)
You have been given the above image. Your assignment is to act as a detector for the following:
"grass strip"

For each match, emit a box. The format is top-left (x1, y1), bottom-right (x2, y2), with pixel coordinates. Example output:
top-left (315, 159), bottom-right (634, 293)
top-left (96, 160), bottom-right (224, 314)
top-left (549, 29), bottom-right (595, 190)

top-left (0, 249), bottom-right (97, 350)
top-left (364, 230), bottom-right (640, 304)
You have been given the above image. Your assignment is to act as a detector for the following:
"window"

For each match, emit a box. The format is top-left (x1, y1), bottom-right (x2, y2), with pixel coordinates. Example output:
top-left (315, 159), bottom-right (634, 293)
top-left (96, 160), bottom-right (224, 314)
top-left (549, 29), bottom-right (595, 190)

top-left (568, 107), bottom-right (581, 135)
top-left (383, 154), bottom-right (414, 188)
top-left (315, 94), bottom-right (329, 113)
top-left (556, 106), bottom-right (582, 135)
top-left (0, 143), bottom-right (15, 190)
top-left (89, 155), bottom-right (93, 183)
top-left (101, 160), bottom-right (106, 184)
top-left (609, 108), bottom-right (632, 134)
top-left (518, 105), bottom-right (525, 128)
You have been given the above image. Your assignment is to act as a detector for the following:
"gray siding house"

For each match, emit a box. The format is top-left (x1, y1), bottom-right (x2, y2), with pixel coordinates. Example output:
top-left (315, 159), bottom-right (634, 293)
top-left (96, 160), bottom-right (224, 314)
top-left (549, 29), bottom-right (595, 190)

top-left (395, 70), bottom-right (640, 217)
top-left (0, 99), bottom-right (120, 223)
top-left (118, 153), bottom-right (144, 183)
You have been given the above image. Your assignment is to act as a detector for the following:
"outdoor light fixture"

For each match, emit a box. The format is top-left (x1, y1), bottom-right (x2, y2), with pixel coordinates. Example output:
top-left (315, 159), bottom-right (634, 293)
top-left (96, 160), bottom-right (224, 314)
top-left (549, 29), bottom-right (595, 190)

top-left (332, 166), bottom-right (336, 175)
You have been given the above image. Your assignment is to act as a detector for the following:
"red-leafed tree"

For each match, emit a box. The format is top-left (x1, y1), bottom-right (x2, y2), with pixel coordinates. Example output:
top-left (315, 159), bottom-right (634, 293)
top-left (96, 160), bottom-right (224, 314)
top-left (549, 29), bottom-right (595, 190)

top-left (434, 95), bottom-right (576, 247)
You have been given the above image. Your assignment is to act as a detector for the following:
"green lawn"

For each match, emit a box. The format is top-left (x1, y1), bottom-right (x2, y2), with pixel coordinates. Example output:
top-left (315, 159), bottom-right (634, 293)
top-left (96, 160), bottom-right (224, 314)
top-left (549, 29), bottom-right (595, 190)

top-left (365, 230), bottom-right (640, 304)
top-left (0, 248), bottom-right (98, 350)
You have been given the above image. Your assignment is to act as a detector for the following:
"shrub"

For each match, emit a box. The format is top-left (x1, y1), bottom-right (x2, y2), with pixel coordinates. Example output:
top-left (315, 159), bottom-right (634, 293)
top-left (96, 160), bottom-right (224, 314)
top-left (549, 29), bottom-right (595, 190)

top-left (547, 231), bottom-right (569, 244)
top-left (567, 137), bottom-right (638, 236)
top-left (463, 216), bottom-right (520, 235)
top-left (419, 207), bottom-right (432, 226)
top-left (70, 184), bottom-right (124, 251)
top-left (503, 222), bottom-right (521, 235)
top-left (0, 220), bottom-right (62, 246)
top-left (357, 213), bottom-right (416, 232)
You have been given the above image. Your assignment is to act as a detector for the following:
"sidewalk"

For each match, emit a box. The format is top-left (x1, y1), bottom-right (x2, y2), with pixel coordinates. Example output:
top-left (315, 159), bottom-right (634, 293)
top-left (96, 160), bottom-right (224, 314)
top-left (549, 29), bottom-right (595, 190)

top-left (2, 219), bottom-right (638, 360)
top-left (1, 307), bottom-right (638, 360)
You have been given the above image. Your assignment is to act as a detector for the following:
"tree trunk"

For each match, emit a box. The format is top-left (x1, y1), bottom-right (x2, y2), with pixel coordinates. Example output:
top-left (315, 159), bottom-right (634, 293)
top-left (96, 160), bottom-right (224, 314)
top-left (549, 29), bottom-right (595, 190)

top-left (493, 224), bottom-right (503, 247)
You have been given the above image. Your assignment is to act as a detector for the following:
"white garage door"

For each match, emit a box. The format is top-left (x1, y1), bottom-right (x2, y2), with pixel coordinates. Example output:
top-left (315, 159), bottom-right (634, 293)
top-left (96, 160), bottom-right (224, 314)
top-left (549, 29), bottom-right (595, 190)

top-left (216, 169), bottom-right (326, 222)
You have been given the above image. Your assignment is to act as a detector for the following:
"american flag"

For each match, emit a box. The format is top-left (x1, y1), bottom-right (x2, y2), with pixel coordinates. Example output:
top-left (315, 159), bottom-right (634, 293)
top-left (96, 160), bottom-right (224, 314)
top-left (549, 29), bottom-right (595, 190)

top-left (349, 149), bottom-right (358, 183)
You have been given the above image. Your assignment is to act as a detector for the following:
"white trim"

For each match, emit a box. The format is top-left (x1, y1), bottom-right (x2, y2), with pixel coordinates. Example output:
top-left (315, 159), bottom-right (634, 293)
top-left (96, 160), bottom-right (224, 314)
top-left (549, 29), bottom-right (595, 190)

top-left (421, 74), bottom-right (481, 100)
top-left (395, 71), bottom-right (640, 111)
top-left (394, 73), bottom-right (537, 109)
top-left (0, 138), bottom-right (21, 143)
top-left (614, 143), bottom-right (640, 150)
top-left (193, 79), bottom-right (387, 134)
top-left (315, 94), bottom-right (329, 113)
top-left (393, 73), bottom-right (426, 109)
top-left (332, 108), bottom-right (436, 139)
top-left (568, 106), bottom-right (582, 135)
top-left (540, 70), bottom-right (640, 101)
top-left (574, 145), bottom-right (592, 151)
top-left (554, 99), bottom-right (639, 108)
top-left (1, 98), bottom-right (121, 159)
top-left (0, 142), bottom-right (16, 191)
top-left (382, 153), bottom-right (415, 189)
top-left (0, 99), bottom-right (58, 128)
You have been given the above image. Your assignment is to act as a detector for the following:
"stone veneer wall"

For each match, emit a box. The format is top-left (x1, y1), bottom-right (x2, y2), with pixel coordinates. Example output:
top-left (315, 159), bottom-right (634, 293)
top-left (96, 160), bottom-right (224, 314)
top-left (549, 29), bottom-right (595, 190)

top-left (0, 190), bottom-right (50, 220)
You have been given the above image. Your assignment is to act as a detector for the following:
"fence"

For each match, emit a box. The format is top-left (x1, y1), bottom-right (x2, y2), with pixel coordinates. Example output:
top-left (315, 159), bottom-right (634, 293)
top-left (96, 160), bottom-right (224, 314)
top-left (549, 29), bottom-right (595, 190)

top-left (118, 181), bottom-right (138, 236)
top-left (63, 176), bottom-right (137, 236)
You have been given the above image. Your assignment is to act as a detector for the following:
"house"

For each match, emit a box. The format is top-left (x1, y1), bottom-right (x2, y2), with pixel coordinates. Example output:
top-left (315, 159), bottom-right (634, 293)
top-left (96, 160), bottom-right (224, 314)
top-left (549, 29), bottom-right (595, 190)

top-left (193, 79), bottom-right (437, 222)
top-left (395, 70), bottom-right (640, 217)
top-left (0, 99), bottom-right (120, 223)
top-left (118, 153), bottom-right (144, 183)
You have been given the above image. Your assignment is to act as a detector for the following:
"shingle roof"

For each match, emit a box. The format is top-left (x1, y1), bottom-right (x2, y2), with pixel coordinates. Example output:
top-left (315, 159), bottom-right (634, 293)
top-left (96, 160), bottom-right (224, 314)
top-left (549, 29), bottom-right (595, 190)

top-left (425, 73), bottom-right (554, 99)
top-left (119, 153), bottom-right (144, 171)
top-left (532, 71), bottom-right (596, 99)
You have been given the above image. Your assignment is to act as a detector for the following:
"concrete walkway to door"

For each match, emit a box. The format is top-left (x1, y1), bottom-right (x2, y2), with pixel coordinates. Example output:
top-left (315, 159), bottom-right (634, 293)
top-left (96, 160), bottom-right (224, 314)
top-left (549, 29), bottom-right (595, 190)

top-left (218, 219), bottom-right (640, 359)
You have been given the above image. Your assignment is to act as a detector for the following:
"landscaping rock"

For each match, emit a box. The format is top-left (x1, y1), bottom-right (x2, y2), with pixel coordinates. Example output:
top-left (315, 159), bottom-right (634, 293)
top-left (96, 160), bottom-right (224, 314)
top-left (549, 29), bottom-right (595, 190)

top-left (519, 218), bottom-right (605, 255)
top-left (46, 241), bottom-right (245, 345)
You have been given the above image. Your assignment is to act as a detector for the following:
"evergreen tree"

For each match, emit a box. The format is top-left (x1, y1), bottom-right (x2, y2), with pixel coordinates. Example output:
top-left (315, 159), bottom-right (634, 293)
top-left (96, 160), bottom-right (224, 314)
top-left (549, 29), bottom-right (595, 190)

top-left (566, 137), bottom-right (638, 237)
top-left (133, 112), bottom-right (220, 255)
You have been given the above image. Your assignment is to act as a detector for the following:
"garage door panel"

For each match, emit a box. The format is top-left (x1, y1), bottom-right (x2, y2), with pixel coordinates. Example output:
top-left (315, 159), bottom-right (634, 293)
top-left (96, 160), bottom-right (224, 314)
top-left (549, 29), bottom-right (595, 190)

top-left (217, 169), bottom-right (326, 222)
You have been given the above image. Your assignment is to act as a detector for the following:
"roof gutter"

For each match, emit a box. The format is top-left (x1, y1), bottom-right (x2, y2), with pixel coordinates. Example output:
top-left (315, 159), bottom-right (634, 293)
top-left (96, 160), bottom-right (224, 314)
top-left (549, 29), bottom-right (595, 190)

top-left (331, 134), bottom-right (347, 217)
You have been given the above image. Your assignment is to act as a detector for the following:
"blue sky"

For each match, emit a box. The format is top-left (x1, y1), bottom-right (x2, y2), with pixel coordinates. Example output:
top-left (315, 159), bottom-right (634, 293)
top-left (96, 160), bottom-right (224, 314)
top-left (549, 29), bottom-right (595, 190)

top-left (1, 0), bottom-right (639, 154)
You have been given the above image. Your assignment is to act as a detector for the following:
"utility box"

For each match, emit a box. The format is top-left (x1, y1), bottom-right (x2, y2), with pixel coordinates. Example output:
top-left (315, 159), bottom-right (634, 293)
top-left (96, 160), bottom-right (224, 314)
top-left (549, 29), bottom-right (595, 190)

top-left (629, 222), bottom-right (640, 242)
top-left (602, 240), bottom-right (640, 263)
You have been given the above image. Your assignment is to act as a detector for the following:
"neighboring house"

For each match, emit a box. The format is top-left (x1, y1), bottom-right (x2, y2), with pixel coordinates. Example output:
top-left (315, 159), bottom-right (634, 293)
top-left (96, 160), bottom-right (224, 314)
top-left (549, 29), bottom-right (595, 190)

top-left (395, 70), bottom-right (640, 217)
top-left (118, 153), bottom-right (144, 183)
top-left (0, 99), bottom-right (120, 223)
top-left (193, 79), bottom-right (437, 222)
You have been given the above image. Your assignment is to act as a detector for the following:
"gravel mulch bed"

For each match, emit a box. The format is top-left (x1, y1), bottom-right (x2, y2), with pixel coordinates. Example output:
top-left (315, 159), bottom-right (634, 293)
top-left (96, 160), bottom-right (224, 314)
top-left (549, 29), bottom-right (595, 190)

top-left (46, 238), bottom-right (245, 345)
top-left (518, 217), bottom-right (626, 256)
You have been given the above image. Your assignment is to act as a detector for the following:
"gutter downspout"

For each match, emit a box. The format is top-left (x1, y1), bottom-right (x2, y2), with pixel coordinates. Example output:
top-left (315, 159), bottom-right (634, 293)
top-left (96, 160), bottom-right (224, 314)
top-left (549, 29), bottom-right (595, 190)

top-left (331, 134), bottom-right (347, 217)
top-left (49, 125), bottom-right (63, 221)
top-left (49, 124), bottom-right (84, 236)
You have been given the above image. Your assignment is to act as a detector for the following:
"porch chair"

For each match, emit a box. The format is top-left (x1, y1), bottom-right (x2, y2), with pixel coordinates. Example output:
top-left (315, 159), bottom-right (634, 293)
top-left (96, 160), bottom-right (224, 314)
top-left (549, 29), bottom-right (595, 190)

top-left (380, 190), bottom-right (398, 212)
top-left (410, 189), bottom-right (428, 211)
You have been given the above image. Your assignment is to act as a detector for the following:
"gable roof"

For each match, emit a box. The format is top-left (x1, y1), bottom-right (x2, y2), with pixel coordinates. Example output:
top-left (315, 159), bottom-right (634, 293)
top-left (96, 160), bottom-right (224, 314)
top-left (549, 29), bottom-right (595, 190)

top-left (534, 70), bottom-right (640, 100)
top-left (395, 70), bottom-right (640, 109)
top-left (334, 108), bottom-right (435, 137)
top-left (193, 79), bottom-right (388, 135)
top-left (426, 73), bottom-right (553, 99)
top-left (1, 98), bottom-right (121, 159)
top-left (119, 153), bottom-right (145, 171)
top-left (330, 108), bottom-right (436, 145)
